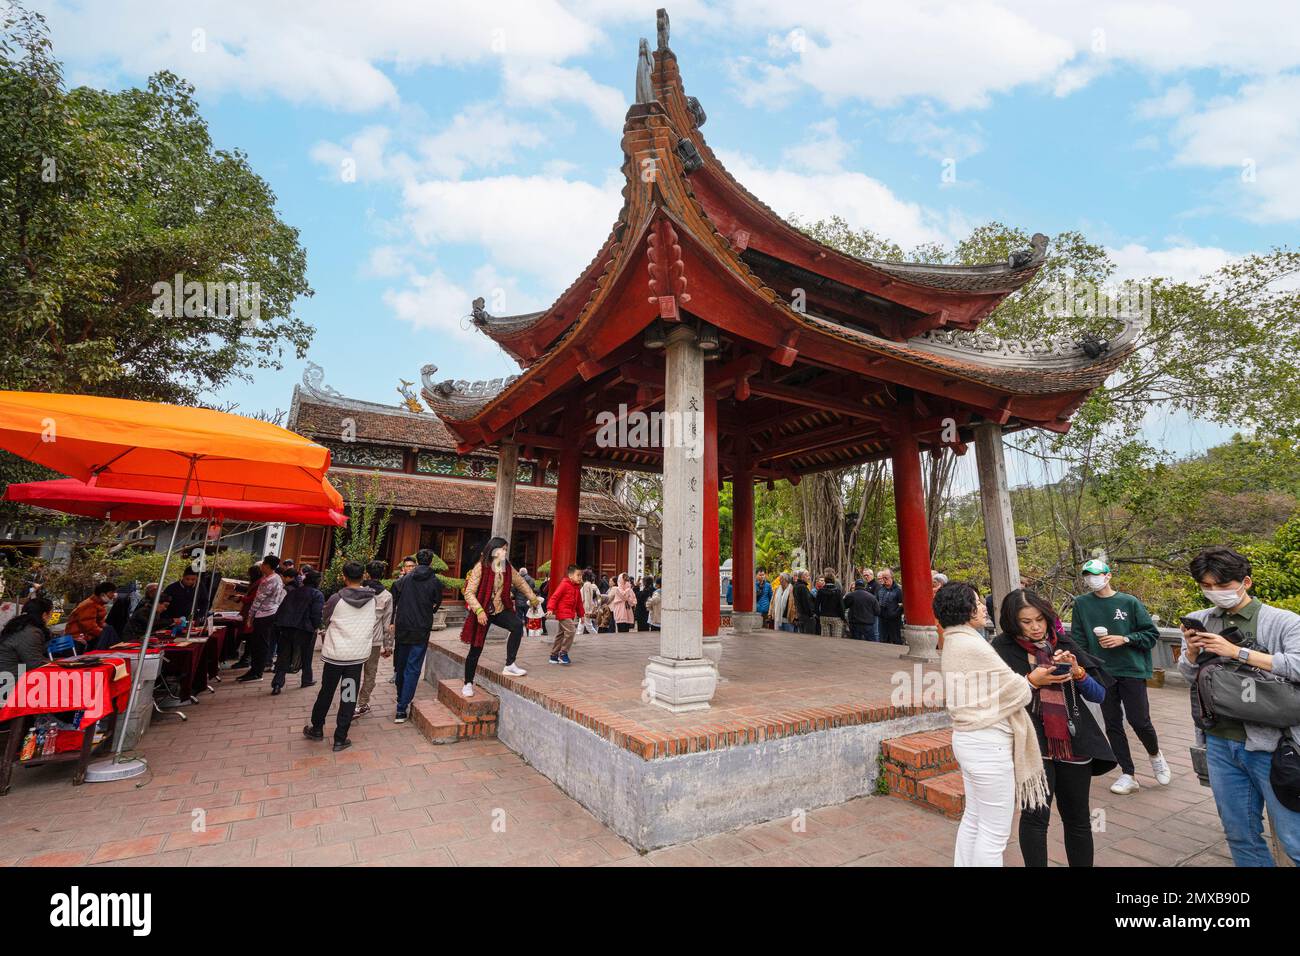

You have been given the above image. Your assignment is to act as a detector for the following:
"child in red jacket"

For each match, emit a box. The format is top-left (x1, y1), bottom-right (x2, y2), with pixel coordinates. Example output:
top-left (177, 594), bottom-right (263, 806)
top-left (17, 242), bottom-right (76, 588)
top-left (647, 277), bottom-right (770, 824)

top-left (547, 564), bottom-right (584, 666)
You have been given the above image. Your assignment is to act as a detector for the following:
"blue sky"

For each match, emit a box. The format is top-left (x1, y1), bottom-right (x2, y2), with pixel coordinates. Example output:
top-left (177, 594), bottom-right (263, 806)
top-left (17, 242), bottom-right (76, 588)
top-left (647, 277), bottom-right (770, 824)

top-left (32, 1), bottom-right (1300, 461)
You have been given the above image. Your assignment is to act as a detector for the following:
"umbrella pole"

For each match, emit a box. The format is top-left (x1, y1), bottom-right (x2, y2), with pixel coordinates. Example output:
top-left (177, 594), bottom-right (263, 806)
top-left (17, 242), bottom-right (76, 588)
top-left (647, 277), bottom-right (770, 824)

top-left (92, 458), bottom-right (196, 779)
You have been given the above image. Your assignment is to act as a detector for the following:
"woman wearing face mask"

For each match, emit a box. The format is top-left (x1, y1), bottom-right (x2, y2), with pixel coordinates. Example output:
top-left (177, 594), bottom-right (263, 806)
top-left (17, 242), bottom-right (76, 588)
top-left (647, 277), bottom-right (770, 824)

top-left (609, 573), bottom-right (638, 633)
top-left (1069, 559), bottom-right (1171, 795)
top-left (993, 589), bottom-right (1116, 866)
top-left (459, 536), bottom-right (540, 696)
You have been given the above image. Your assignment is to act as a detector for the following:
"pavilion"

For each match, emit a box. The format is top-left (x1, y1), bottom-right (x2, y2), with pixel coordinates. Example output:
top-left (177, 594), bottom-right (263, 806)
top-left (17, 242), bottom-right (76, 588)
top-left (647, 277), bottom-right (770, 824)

top-left (421, 10), bottom-right (1139, 713)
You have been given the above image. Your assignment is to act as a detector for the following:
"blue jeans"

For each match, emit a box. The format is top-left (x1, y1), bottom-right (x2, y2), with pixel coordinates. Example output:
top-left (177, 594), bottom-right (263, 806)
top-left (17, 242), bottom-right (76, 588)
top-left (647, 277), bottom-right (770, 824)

top-left (1205, 734), bottom-right (1300, 866)
top-left (778, 622), bottom-right (796, 632)
top-left (392, 643), bottom-right (428, 715)
top-left (872, 618), bottom-right (881, 642)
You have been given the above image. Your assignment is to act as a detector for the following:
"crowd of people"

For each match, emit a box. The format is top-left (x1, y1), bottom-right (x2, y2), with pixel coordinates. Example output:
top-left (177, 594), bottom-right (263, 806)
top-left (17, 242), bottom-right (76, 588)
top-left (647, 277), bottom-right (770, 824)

top-left (6, 529), bottom-right (1297, 870)
top-left (935, 547), bottom-right (1300, 869)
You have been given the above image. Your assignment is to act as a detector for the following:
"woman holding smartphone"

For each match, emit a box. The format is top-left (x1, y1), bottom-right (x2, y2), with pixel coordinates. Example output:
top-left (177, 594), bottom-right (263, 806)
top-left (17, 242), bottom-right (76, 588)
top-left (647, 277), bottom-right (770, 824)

top-left (938, 581), bottom-right (1051, 866)
top-left (992, 589), bottom-right (1116, 867)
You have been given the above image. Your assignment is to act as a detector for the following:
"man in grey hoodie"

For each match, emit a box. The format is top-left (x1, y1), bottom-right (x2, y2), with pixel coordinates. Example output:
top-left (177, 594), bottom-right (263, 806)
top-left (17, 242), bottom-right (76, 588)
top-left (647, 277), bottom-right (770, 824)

top-left (304, 562), bottom-right (376, 752)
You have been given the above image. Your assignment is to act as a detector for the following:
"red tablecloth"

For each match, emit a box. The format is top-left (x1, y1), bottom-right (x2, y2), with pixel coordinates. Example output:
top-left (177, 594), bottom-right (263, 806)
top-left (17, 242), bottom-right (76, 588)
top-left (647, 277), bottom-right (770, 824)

top-left (0, 658), bottom-right (132, 729)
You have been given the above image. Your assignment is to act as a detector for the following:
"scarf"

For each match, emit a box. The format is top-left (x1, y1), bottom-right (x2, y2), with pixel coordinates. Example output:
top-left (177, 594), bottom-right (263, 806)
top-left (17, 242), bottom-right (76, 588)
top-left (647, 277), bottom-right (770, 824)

top-left (459, 559), bottom-right (512, 649)
top-left (1014, 631), bottom-right (1074, 760)
top-left (941, 625), bottom-right (1050, 810)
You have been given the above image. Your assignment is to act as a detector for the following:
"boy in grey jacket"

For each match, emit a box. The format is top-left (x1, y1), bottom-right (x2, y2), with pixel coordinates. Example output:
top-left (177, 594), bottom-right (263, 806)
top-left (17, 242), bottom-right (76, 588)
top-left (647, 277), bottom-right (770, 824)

top-left (304, 563), bottom-right (376, 752)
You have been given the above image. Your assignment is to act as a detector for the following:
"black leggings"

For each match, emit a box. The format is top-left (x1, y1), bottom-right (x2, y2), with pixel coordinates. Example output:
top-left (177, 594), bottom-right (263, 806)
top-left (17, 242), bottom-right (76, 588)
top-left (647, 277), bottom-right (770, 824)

top-left (464, 609), bottom-right (524, 683)
top-left (1019, 759), bottom-right (1095, 867)
top-left (1101, 676), bottom-right (1160, 775)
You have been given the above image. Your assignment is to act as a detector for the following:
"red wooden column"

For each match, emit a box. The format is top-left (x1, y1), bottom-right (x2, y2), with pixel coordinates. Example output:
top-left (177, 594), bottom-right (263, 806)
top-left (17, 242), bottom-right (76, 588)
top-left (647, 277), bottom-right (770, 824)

top-left (891, 430), bottom-right (937, 630)
top-left (702, 390), bottom-right (720, 636)
top-left (551, 405), bottom-right (583, 576)
top-left (732, 458), bottom-right (755, 615)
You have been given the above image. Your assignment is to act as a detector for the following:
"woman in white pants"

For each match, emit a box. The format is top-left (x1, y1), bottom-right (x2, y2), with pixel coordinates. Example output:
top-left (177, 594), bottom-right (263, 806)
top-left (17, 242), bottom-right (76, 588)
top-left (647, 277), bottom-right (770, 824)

top-left (935, 581), bottom-right (1055, 866)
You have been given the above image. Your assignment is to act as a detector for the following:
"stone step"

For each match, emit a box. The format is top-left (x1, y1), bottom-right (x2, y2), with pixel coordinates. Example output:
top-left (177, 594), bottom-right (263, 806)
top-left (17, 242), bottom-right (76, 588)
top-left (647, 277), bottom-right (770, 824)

top-left (880, 729), bottom-right (956, 781)
top-left (435, 678), bottom-right (499, 720)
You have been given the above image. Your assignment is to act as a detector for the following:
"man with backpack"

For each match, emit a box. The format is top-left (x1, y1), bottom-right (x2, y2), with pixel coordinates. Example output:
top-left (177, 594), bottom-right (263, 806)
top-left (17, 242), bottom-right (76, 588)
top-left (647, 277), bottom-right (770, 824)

top-left (389, 549), bottom-right (443, 723)
top-left (1180, 547), bottom-right (1300, 866)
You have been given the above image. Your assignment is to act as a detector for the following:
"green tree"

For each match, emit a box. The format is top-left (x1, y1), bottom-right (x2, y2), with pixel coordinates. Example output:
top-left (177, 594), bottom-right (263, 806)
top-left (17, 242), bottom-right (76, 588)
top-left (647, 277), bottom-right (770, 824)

top-left (0, 5), bottom-right (313, 512)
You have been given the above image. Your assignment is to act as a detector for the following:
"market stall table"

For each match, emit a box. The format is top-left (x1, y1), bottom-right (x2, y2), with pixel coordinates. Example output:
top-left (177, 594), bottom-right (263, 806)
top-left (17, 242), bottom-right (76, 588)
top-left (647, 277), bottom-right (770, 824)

top-left (0, 657), bottom-right (132, 794)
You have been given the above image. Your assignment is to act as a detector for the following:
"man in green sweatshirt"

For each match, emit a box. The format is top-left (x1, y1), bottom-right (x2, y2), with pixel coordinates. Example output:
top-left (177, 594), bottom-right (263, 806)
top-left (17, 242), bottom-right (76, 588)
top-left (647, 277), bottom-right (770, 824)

top-left (1070, 558), bottom-right (1172, 795)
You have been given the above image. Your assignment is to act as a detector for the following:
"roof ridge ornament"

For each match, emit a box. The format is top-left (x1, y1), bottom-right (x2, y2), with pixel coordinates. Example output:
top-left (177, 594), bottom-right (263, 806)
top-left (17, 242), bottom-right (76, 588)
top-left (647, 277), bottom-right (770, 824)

top-left (635, 38), bottom-right (655, 104)
top-left (1009, 233), bottom-right (1049, 269)
top-left (657, 8), bottom-right (670, 51)
top-left (302, 361), bottom-right (344, 399)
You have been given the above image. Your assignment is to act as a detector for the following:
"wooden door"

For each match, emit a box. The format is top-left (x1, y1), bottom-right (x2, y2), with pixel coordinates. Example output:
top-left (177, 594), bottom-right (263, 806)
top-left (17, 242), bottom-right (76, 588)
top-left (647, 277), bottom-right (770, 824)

top-left (599, 536), bottom-right (619, 580)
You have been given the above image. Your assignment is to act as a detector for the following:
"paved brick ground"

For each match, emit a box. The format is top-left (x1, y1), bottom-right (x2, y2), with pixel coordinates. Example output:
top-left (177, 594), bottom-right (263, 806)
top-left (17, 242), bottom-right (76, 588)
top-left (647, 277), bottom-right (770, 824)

top-left (0, 634), bottom-right (1233, 866)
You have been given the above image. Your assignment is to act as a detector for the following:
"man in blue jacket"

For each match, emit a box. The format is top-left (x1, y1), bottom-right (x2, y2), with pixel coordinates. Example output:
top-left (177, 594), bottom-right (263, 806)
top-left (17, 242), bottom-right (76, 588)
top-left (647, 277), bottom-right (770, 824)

top-left (755, 570), bottom-right (772, 626)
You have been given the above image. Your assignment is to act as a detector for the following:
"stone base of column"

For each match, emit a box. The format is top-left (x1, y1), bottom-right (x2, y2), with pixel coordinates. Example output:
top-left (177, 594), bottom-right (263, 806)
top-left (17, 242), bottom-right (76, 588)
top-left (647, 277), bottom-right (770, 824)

top-left (645, 656), bottom-right (717, 713)
top-left (900, 623), bottom-right (941, 662)
top-left (731, 611), bottom-right (763, 634)
top-left (701, 634), bottom-right (722, 669)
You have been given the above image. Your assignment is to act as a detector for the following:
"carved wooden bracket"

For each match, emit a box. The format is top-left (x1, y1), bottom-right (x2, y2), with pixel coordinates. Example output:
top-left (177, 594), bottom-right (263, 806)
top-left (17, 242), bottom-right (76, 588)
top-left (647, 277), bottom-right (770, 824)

top-left (646, 218), bottom-right (690, 320)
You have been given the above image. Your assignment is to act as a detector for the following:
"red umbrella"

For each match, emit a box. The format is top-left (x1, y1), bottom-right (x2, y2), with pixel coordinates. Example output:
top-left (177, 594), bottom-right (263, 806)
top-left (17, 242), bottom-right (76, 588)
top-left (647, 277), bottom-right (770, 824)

top-left (4, 478), bottom-right (346, 526)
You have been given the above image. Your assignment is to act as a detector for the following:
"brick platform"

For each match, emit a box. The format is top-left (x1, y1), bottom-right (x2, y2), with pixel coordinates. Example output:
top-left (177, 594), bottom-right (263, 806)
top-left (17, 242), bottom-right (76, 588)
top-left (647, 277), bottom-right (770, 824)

top-left (0, 630), bottom-right (1233, 866)
top-left (428, 629), bottom-right (944, 761)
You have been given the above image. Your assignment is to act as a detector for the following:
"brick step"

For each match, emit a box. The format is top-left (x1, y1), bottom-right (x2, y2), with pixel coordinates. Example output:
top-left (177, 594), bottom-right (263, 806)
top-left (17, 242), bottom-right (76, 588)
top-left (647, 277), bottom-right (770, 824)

top-left (410, 700), bottom-right (463, 744)
top-left (880, 729), bottom-right (956, 781)
top-left (436, 678), bottom-right (499, 720)
top-left (916, 770), bottom-right (965, 820)
top-left (409, 698), bottom-right (498, 745)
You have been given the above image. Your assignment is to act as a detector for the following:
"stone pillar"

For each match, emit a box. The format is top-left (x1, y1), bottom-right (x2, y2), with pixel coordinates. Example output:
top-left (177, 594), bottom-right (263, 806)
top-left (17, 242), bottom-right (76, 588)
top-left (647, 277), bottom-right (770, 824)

top-left (891, 431), bottom-right (940, 662)
top-left (702, 390), bottom-right (722, 666)
top-left (491, 439), bottom-right (519, 543)
top-left (730, 459), bottom-right (762, 633)
top-left (645, 325), bottom-right (717, 712)
top-left (551, 407), bottom-right (582, 578)
top-left (974, 422), bottom-right (1020, 630)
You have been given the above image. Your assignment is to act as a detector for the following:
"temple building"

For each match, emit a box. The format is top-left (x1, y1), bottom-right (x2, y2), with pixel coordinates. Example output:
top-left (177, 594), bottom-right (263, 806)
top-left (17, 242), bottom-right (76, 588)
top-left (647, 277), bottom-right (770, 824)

top-left (283, 364), bottom-right (633, 593)
top-left (419, 10), bottom-right (1140, 712)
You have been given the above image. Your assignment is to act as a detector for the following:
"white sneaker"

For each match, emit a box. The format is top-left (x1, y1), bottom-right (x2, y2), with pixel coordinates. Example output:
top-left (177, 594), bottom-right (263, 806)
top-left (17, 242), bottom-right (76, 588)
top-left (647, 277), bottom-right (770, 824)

top-left (1110, 773), bottom-right (1140, 795)
top-left (502, 663), bottom-right (527, 677)
top-left (1150, 751), bottom-right (1172, 786)
top-left (461, 682), bottom-right (475, 697)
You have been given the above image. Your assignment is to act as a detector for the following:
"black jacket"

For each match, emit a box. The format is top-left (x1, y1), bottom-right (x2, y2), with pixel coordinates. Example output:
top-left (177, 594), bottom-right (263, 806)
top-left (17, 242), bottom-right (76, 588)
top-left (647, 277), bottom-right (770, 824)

top-left (876, 583), bottom-right (903, 621)
top-left (991, 630), bottom-right (1118, 776)
top-left (0, 619), bottom-right (49, 684)
top-left (391, 565), bottom-right (443, 644)
top-left (275, 583), bottom-right (324, 633)
top-left (792, 581), bottom-right (816, 621)
top-left (844, 586), bottom-right (879, 625)
top-left (815, 582), bottom-right (846, 619)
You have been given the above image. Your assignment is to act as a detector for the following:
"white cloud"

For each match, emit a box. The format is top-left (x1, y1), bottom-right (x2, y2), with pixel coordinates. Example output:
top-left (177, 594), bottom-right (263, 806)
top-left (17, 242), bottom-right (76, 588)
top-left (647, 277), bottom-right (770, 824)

top-left (885, 106), bottom-right (984, 163)
top-left (1135, 82), bottom-right (1195, 120)
top-left (780, 118), bottom-right (849, 174)
top-left (400, 172), bottom-right (624, 281)
top-left (715, 149), bottom-right (951, 250)
top-left (1107, 242), bottom-right (1235, 284)
top-left (501, 61), bottom-right (627, 131)
top-left (41, 0), bottom-right (608, 111)
top-left (1166, 74), bottom-right (1300, 223)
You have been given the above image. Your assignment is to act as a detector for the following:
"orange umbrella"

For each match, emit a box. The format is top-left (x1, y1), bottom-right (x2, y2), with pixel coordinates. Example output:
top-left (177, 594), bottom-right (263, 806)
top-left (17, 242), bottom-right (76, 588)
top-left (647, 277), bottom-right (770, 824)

top-left (0, 391), bottom-right (343, 779)
top-left (0, 391), bottom-right (341, 509)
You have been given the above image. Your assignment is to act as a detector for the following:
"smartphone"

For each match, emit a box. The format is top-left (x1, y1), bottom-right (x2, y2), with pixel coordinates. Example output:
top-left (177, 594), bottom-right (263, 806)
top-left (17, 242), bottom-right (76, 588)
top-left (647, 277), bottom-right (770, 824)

top-left (1052, 662), bottom-right (1073, 676)
top-left (1179, 615), bottom-right (1202, 631)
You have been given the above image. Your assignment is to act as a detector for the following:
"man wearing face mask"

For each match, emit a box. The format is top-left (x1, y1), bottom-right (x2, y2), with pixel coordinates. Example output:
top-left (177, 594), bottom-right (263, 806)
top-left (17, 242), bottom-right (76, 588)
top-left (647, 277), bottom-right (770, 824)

top-left (1070, 558), bottom-right (1170, 795)
top-left (1180, 547), bottom-right (1300, 867)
